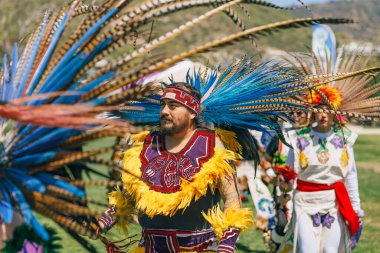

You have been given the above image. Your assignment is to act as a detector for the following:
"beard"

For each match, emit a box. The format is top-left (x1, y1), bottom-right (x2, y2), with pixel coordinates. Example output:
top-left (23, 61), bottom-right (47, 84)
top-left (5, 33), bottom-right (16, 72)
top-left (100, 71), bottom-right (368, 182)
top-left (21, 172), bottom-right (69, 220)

top-left (160, 117), bottom-right (188, 135)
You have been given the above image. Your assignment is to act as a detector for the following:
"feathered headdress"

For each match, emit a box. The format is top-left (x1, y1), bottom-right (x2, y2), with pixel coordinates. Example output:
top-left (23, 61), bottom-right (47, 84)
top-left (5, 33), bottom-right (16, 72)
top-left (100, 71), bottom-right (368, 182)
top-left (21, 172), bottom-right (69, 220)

top-left (285, 51), bottom-right (380, 121)
top-left (119, 57), bottom-right (309, 148)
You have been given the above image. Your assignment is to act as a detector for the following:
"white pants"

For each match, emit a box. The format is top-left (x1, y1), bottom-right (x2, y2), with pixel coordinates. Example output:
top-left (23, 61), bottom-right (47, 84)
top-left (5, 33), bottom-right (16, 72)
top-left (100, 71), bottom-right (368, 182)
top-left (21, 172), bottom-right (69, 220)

top-left (293, 190), bottom-right (350, 253)
top-left (297, 210), bottom-right (343, 253)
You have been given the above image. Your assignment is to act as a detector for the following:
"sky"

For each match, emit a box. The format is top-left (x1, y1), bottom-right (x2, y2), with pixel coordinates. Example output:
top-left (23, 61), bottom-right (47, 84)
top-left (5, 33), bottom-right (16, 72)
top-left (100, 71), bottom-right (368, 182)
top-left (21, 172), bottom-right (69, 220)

top-left (266, 0), bottom-right (332, 7)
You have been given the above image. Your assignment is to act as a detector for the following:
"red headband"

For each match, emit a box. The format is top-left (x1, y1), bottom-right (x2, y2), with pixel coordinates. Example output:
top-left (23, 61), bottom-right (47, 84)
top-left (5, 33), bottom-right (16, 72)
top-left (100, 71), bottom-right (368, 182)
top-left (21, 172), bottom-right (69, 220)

top-left (161, 86), bottom-right (200, 114)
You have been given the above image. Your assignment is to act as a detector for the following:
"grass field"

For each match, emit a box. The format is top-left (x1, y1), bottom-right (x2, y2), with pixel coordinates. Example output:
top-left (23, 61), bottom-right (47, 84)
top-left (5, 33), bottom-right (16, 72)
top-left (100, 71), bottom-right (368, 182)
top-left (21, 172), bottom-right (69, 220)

top-left (36, 134), bottom-right (380, 252)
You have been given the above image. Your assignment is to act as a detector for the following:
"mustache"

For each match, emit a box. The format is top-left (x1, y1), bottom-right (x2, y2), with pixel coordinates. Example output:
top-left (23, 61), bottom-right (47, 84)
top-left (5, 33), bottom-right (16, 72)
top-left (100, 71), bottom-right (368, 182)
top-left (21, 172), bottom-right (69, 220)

top-left (160, 116), bottom-right (173, 121)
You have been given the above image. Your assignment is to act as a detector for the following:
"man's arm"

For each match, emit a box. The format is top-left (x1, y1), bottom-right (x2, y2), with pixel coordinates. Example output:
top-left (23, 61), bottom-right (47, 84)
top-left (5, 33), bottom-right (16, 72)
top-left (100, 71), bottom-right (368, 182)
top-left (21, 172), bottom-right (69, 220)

top-left (215, 136), bottom-right (241, 209)
top-left (216, 168), bottom-right (243, 253)
top-left (213, 137), bottom-right (251, 253)
top-left (218, 173), bottom-right (241, 210)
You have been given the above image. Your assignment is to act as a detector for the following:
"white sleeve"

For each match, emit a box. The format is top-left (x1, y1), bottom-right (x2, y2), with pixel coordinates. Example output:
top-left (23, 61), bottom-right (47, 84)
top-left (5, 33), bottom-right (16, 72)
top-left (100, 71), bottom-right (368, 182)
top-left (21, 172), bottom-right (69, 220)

top-left (345, 145), bottom-right (361, 211)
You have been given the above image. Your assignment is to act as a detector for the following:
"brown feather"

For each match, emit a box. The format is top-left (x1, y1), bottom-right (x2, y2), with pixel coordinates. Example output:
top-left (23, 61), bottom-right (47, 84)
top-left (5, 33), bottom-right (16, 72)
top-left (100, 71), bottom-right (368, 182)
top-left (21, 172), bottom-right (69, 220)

top-left (34, 202), bottom-right (98, 239)
top-left (29, 147), bottom-right (114, 174)
top-left (81, 17), bottom-right (353, 100)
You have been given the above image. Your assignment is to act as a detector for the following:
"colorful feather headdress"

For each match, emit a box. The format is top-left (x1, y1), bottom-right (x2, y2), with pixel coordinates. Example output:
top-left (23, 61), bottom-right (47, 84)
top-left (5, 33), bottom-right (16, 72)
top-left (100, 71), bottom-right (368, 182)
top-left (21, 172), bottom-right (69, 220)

top-left (284, 51), bottom-right (380, 121)
top-left (119, 57), bottom-right (309, 148)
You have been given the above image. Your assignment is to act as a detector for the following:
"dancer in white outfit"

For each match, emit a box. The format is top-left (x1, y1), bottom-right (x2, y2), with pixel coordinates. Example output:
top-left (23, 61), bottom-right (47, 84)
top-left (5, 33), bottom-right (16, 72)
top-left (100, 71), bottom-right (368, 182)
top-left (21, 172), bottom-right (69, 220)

top-left (280, 84), bottom-right (362, 253)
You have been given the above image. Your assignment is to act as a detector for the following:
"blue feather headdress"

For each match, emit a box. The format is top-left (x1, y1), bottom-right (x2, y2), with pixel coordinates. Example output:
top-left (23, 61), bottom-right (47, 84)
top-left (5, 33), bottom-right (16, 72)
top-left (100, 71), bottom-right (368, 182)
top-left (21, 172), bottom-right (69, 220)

top-left (120, 57), bottom-right (308, 140)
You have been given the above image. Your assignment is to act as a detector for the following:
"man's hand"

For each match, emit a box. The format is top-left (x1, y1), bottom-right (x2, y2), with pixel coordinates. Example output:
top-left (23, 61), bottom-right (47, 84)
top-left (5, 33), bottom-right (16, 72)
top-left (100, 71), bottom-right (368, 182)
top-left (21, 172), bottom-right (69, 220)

top-left (97, 205), bottom-right (117, 233)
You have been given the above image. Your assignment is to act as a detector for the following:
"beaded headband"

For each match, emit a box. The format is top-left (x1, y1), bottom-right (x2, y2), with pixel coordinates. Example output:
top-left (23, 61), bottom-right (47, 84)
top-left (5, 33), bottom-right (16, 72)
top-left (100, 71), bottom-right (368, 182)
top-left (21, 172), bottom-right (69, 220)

top-left (161, 86), bottom-right (200, 114)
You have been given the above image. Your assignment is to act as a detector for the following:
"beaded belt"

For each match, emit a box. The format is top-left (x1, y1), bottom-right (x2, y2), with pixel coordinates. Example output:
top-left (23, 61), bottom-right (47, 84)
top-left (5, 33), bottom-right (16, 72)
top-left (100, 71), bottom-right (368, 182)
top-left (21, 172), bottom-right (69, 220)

top-left (141, 228), bottom-right (216, 253)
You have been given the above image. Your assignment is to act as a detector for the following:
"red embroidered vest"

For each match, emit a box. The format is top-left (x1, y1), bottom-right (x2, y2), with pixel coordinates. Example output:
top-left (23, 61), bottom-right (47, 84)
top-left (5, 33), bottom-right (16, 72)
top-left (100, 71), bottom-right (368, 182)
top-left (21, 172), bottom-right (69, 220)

top-left (140, 129), bottom-right (215, 193)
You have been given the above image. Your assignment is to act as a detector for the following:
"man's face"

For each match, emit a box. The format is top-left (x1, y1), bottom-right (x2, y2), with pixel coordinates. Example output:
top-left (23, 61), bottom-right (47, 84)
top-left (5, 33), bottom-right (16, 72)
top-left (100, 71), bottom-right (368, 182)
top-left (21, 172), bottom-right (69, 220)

top-left (312, 105), bottom-right (334, 130)
top-left (160, 99), bottom-right (196, 135)
top-left (290, 111), bottom-right (307, 127)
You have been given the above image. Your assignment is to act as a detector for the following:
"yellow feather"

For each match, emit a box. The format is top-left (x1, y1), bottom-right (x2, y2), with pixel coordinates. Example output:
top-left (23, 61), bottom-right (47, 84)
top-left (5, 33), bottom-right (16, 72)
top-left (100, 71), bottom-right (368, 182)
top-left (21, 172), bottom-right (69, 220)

top-left (202, 205), bottom-right (254, 240)
top-left (130, 247), bottom-right (145, 253)
top-left (215, 128), bottom-right (242, 154)
top-left (108, 187), bottom-right (136, 235)
top-left (131, 131), bottom-right (150, 143)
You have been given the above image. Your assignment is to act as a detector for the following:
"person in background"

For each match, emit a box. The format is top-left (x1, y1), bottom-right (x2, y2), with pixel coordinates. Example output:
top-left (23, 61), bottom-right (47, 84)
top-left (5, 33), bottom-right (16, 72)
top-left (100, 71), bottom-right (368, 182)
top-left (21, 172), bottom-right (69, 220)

top-left (279, 85), bottom-right (362, 253)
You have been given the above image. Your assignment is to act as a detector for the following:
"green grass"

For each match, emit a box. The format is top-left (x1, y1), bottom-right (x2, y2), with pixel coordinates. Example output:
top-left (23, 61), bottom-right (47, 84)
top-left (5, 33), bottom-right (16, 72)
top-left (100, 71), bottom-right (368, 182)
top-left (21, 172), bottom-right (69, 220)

top-left (354, 135), bottom-right (380, 164)
top-left (35, 135), bottom-right (380, 252)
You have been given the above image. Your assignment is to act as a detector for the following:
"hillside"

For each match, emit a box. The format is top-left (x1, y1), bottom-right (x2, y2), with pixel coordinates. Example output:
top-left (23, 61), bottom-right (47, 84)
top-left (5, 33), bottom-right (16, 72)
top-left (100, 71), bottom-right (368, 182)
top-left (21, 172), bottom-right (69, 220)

top-left (295, 0), bottom-right (380, 44)
top-left (0, 0), bottom-right (378, 64)
top-left (0, 1), bottom-right (341, 61)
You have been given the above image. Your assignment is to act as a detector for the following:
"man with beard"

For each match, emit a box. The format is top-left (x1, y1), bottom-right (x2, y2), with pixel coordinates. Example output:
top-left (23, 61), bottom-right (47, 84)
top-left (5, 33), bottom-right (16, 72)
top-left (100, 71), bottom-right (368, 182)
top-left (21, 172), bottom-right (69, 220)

top-left (97, 83), bottom-right (253, 253)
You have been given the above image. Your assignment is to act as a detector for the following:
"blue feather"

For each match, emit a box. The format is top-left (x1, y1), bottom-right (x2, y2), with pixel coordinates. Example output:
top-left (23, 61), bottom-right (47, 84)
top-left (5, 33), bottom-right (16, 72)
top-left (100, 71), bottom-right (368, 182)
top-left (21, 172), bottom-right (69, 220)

top-left (12, 46), bottom-right (31, 99)
top-left (2, 54), bottom-right (9, 101)
top-left (26, 7), bottom-right (74, 96)
top-left (33, 38), bottom-right (112, 107)
top-left (17, 125), bottom-right (36, 139)
top-left (14, 128), bottom-right (80, 157)
top-left (16, 13), bottom-right (48, 98)
top-left (0, 183), bottom-right (13, 223)
top-left (15, 126), bottom-right (54, 149)
top-left (7, 168), bottom-right (46, 192)
top-left (12, 152), bottom-right (57, 166)
top-left (37, 8), bottom-right (117, 95)
top-left (3, 180), bottom-right (49, 241)
top-left (8, 44), bottom-right (18, 101)
top-left (52, 72), bottom-right (116, 104)
top-left (35, 173), bottom-right (85, 198)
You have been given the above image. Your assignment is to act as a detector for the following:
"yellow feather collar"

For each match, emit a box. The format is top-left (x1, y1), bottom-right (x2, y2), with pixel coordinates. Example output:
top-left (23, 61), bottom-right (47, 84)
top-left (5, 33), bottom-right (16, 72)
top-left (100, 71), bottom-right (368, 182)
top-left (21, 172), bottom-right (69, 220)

top-left (120, 133), bottom-right (239, 218)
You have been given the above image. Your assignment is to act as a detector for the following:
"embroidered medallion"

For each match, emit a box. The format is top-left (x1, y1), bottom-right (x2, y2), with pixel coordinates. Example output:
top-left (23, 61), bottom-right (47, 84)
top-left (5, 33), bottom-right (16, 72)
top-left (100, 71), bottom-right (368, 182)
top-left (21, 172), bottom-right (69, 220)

top-left (295, 128), bottom-right (313, 170)
top-left (316, 137), bottom-right (330, 164)
top-left (317, 150), bottom-right (330, 164)
top-left (140, 129), bottom-right (215, 193)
